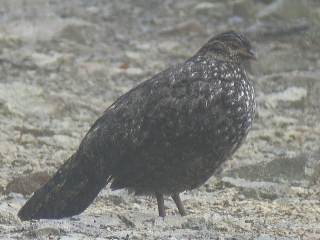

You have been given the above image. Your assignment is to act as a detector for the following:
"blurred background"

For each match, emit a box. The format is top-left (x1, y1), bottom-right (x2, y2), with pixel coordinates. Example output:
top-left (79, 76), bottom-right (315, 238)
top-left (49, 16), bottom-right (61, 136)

top-left (0, 0), bottom-right (319, 239)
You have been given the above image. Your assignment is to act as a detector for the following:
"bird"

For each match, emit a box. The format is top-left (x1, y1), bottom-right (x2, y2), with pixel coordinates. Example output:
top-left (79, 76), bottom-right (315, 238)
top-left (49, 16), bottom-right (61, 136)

top-left (18, 31), bottom-right (256, 220)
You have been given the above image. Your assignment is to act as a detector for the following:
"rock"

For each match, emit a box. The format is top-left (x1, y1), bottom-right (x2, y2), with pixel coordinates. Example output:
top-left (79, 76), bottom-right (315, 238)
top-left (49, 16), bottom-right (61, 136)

top-left (124, 67), bottom-right (144, 76)
top-left (25, 227), bottom-right (61, 239)
top-left (28, 52), bottom-right (67, 70)
top-left (222, 177), bottom-right (290, 200)
top-left (59, 234), bottom-right (96, 240)
top-left (194, 2), bottom-right (216, 11)
top-left (14, 126), bottom-right (55, 138)
top-left (52, 134), bottom-right (77, 149)
top-left (117, 214), bottom-right (136, 228)
top-left (57, 19), bottom-right (95, 45)
top-left (158, 41), bottom-right (180, 53)
top-left (225, 154), bottom-right (308, 183)
top-left (78, 61), bottom-right (107, 76)
top-left (232, 0), bottom-right (260, 19)
top-left (0, 82), bottom-right (57, 117)
top-left (104, 194), bottom-right (127, 206)
top-left (5, 171), bottom-right (51, 195)
top-left (160, 20), bottom-right (206, 36)
top-left (256, 234), bottom-right (282, 240)
top-left (256, 46), bottom-right (311, 74)
top-left (246, 19), bottom-right (310, 40)
top-left (194, 2), bottom-right (227, 18)
top-left (0, 201), bottom-right (20, 225)
top-left (270, 116), bottom-right (297, 128)
top-left (265, 87), bottom-right (307, 108)
top-left (2, 17), bottom-right (68, 42)
top-left (257, 0), bottom-right (312, 20)
top-left (124, 51), bottom-right (144, 64)
top-left (305, 150), bottom-right (320, 186)
top-left (299, 233), bottom-right (320, 240)
top-left (0, 31), bottom-right (22, 48)
top-left (181, 216), bottom-right (207, 230)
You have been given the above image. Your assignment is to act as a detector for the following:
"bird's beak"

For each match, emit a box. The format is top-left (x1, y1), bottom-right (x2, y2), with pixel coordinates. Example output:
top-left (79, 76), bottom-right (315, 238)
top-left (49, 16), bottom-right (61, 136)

top-left (244, 49), bottom-right (257, 60)
top-left (239, 48), bottom-right (256, 60)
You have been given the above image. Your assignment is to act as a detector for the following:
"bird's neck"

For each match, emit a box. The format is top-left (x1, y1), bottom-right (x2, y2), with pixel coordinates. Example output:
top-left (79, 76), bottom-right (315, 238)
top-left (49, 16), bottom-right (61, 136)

top-left (190, 52), bottom-right (240, 66)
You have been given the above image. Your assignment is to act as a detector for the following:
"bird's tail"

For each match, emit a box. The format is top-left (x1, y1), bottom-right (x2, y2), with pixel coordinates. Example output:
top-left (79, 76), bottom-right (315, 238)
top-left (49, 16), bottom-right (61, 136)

top-left (18, 153), bottom-right (110, 221)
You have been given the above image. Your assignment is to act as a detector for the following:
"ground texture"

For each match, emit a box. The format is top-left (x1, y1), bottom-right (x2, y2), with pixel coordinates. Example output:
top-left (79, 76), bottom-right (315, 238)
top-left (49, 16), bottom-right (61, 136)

top-left (0, 0), bottom-right (320, 239)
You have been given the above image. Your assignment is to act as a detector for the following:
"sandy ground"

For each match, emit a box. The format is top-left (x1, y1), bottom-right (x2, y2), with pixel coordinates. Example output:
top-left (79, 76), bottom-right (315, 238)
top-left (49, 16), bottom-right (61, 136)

top-left (0, 0), bottom-right (320, 239)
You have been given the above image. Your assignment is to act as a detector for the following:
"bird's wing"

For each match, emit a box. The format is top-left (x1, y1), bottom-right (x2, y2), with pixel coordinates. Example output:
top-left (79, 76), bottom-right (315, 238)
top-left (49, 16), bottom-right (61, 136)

top-left (78, 61), bottom-right (227, 188)
top-left (89, 60), bottom-right (226, 148)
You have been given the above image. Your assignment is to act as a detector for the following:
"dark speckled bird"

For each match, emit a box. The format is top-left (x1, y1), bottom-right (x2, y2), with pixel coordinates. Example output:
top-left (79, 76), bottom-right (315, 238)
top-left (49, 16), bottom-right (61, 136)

top-left (18, 31), bottom-right (256, 220)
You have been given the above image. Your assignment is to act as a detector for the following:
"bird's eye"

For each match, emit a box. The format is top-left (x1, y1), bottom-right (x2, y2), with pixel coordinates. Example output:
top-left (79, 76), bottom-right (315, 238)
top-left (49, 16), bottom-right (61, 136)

top-left (229, 42), bottom-right (241, 49)
top-left (211, 41), bottom-right (226, 53)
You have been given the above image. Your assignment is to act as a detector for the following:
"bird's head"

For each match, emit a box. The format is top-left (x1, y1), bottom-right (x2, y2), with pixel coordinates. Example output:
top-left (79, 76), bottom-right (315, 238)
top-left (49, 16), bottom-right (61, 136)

top-left (197, 31), bottom-right (256, 64)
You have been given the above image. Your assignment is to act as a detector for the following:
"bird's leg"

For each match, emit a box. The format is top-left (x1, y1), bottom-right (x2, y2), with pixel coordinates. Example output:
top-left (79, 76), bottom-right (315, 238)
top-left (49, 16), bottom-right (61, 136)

top-left (155, 193), bottom-right (166, 217)
top-left (171, 193), bottom-right (186, 216)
